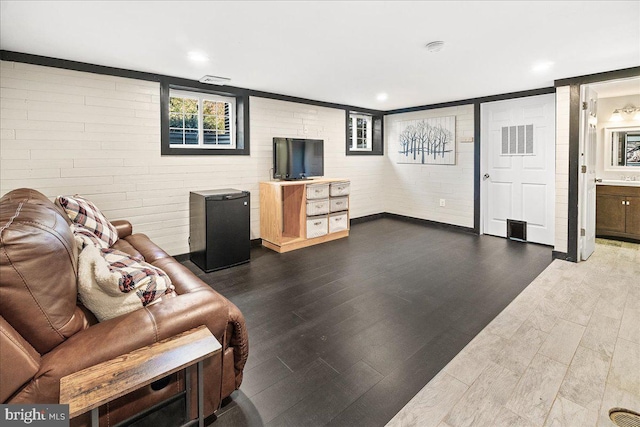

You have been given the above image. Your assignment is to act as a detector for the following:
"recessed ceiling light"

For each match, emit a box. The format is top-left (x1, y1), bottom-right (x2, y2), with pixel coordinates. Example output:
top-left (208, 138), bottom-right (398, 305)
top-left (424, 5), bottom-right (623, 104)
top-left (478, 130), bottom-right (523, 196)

top-left (187, 51), bottom-right (209, 62)
top-left (532, 61), bottom-right (554, 73)
top-left (376, 93), bottom-right (388, 102)
top-left (425, 41), bottom-right (445, 53)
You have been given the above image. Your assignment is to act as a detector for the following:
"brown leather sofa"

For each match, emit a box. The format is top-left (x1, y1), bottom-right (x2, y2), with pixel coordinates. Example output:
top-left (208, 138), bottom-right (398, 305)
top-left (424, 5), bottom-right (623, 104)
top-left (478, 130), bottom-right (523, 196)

top-left (0, 188), bottom-right (248, 426)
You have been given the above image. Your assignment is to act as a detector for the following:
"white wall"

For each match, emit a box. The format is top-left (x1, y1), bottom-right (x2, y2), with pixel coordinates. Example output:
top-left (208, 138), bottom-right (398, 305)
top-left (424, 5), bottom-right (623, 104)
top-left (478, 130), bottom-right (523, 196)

top-left (249, 97), bottom-right (386, 219)
top-left (0, 60), bottom-right (385, 255)
top-left (383, 105), bottom-right (475, 228)
top-left (554, 86), bottom-right (570, 254)
top-left (595, 94), bottom-right (640, 181)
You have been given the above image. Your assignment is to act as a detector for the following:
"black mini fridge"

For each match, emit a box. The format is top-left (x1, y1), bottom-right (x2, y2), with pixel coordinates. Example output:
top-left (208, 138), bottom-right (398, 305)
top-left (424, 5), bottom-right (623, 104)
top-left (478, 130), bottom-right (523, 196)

top-left (189, 189), bottom-right (250, 272)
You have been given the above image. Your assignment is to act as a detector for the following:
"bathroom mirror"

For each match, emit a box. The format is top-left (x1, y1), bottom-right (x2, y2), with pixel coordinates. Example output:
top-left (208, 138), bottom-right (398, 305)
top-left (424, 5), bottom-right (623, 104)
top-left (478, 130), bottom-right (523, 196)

top-left (604, 126), bottom-right (640, 170)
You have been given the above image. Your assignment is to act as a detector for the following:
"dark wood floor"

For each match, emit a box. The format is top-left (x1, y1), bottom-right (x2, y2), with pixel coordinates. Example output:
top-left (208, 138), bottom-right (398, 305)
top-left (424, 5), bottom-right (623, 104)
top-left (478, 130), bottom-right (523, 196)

top-left (185, 218), bottom-right (552, 427)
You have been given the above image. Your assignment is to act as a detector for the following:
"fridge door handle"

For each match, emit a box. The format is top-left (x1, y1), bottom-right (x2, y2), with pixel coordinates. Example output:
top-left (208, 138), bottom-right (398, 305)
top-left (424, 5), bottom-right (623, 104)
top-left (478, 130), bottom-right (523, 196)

top-left (224, 194), bottom-right (248, 200)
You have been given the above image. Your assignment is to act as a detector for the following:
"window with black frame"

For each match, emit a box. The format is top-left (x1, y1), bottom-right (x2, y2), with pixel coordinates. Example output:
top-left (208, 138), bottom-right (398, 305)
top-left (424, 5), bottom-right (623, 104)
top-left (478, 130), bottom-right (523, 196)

top-left (345, 111), bottom-right (384, 156)
top-left (160, 81), bottom-right (249, 156)
top-left (169, 90), bottom-right (235, 148)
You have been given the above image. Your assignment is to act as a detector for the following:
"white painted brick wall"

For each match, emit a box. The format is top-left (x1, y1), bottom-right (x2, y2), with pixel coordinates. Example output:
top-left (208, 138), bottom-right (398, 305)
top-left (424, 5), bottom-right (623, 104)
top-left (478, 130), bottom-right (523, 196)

top-left (0, 60), bottom-right (576, 257)
top-left (249, 97), bottom-right (386, 220)
top-left (0, 60), bottom-right (386, 255)
top-left (383, 105), bottom-right (475, 228)
top-left (554, 86), bottom-right (570, 253)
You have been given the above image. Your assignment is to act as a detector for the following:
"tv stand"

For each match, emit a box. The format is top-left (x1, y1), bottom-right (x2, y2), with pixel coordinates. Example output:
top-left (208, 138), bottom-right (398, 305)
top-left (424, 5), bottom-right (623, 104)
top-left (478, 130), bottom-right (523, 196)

top-left (260, 178), bottom-right (350, 253)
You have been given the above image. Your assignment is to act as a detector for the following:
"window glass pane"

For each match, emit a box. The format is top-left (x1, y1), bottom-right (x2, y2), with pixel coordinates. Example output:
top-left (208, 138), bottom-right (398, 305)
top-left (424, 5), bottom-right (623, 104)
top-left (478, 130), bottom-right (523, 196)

top-left (185, 129), bottom-right (198, 144)
top-left (169, 129), bottom-right (184, 144)
top-left (169, 97), bottom-right (183, 113)
top-left (184, 114), bottom-right (198, 129)
top-left (168, 90), bottom-right (236, 150)
top-left (169, 113), bottom-right (183, 128)
top-left (203, 130), bottom-right (218, 144)
top-left (217, 133), bottom-right (232, 145)
top-left (202, 100), bottom-right (215, 115)
top-left (202, 115), bottom-right (216, 131)
top-left (183, 99), bottom-right (198, 113)
top-left (203, 131), bottom-right (231, 145)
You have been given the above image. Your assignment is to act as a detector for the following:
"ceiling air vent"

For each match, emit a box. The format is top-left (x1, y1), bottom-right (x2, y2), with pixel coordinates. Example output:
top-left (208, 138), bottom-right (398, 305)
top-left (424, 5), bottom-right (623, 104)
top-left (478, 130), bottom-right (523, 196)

top-left (199, 75), bottom-right (231, 85)
top-left (610, 408), bottom-right (640, 427)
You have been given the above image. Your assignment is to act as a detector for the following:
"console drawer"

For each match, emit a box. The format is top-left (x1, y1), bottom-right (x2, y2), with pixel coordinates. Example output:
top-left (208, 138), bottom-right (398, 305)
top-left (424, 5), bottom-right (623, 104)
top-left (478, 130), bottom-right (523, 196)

top-left (329, 212), bottom-right (348, 233)
top-left (330, 196), bottom-right (349, 212)
top-left (306, 198), bottom-right (329, 216)
top-left (306, 215), bottom-right (328, 238)
top-left (307, 184), bottom-right (330, 200)
top-left (330, 181), bottom-right (350, 197)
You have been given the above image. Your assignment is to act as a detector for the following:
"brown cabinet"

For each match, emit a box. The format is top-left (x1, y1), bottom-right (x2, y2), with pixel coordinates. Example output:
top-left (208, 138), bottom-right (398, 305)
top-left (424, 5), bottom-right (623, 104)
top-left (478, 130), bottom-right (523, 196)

top-left (596, 185), bottom-right (640, 241)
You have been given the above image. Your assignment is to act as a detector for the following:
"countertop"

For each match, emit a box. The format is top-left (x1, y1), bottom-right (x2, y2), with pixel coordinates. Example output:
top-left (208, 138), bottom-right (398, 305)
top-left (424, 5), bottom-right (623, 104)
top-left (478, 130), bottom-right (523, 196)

top-left (596, 179), bottom-right (640, 187)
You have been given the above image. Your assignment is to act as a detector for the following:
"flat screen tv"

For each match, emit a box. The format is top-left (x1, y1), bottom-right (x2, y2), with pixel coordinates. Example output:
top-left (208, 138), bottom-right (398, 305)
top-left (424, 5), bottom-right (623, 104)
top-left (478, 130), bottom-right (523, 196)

top-left (273, 138), bottom-right (324, 180)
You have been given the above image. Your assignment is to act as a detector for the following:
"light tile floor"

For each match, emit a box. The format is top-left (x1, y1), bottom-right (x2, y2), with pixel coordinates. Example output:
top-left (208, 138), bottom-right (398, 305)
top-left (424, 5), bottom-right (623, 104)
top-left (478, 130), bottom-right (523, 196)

top-left (387, 240), bottom-right (640, 427)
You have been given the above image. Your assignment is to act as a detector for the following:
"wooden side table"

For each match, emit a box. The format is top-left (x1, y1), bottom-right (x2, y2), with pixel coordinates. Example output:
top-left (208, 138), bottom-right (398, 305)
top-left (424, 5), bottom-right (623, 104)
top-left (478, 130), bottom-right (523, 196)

top-left (60, 326), bottom-right (221, 427)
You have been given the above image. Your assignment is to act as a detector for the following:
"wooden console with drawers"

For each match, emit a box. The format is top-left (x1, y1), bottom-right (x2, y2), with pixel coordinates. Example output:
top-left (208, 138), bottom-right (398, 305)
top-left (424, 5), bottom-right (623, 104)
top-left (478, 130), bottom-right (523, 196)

top-left (259, 178), bottom-right (350, 253)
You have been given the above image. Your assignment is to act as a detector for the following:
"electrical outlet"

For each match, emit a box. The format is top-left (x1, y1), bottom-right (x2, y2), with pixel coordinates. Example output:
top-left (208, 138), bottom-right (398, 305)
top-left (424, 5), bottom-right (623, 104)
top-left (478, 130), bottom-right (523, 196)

top-left (439, 199), bottom-right (446, 207)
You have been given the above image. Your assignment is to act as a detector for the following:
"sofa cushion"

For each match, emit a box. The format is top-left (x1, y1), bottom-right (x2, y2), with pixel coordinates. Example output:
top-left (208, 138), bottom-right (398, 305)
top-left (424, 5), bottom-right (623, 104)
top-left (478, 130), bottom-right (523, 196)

top-left (76, 240), bottom-right (176, 322)
top-left (57, 195), bottom-right (118, 247)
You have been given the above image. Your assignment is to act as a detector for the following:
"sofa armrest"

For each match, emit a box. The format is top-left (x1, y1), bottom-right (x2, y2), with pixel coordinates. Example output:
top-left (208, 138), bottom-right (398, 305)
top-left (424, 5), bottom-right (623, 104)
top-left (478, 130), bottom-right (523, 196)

top-left (227, 302), bottom-right (249, 388)
top-left (111, 220), bottom-right (132, 239)
top-left (21, 290), bottom-right (229, 403)
top-left (0, 315), bottom-right (41, 402)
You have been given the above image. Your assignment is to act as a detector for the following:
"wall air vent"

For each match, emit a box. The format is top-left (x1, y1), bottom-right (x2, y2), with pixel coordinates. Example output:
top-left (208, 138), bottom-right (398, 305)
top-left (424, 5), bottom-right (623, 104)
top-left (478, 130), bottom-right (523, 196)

top-left (199, 75), bottom-right (231, 85)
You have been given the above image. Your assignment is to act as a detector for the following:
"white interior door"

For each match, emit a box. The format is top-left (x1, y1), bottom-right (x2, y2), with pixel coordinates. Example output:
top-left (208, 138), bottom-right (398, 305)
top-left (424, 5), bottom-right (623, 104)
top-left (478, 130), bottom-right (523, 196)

top-left (481, 94), bottom-right (556, 245)
top-left (579, 86), bottom-right (598, 261)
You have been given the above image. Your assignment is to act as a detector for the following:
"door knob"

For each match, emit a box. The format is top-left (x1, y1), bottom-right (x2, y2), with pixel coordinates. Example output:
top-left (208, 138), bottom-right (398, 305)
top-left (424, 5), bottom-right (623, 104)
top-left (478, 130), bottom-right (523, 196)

top-left (483, 173), bottom-right (490, 180)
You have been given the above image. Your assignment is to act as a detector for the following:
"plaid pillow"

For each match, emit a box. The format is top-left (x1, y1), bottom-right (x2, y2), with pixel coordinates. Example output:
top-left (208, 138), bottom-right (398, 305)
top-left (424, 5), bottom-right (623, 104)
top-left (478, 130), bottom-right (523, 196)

top-left (57, 195), bottom-right (118, 246)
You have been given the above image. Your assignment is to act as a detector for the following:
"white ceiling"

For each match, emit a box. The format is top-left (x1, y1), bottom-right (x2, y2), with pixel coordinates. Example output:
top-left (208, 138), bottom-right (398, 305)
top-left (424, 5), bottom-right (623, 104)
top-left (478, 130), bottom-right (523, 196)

top-left (589, 77), bottom-right (640, 98)
top-left (1, 1), bottom-right (639, 110)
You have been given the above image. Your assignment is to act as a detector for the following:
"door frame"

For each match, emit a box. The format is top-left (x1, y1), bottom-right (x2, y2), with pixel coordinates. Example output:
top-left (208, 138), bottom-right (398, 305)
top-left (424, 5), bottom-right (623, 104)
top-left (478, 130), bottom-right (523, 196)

top-left (556, 66), bottom-right (640, 262)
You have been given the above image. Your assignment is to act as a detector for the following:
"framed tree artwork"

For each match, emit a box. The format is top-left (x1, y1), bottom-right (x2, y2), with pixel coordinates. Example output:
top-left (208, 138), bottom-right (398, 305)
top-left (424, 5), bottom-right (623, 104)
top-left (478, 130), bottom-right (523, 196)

top-left (393, 115), bottom-right (456, 165)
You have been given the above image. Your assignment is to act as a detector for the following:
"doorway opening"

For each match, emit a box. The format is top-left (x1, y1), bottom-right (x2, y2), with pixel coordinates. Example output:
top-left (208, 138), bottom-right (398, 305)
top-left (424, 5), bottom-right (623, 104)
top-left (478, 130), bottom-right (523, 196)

top-left (578, 76), bottom-right (640, 261)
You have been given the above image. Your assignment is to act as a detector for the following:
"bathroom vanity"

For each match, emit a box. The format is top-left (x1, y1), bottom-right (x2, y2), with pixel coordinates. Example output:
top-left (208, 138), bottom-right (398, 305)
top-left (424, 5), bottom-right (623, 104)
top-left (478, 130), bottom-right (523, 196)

top-left (596, 183), bottom-right (640, 241)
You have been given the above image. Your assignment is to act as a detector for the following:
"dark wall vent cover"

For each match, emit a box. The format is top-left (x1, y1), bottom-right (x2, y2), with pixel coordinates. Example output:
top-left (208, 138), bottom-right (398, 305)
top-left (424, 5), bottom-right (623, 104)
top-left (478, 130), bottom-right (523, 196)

top-left (507, 219), bottom-right (527, 242)
top-left (610, 408), bottom-right (640, 427)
